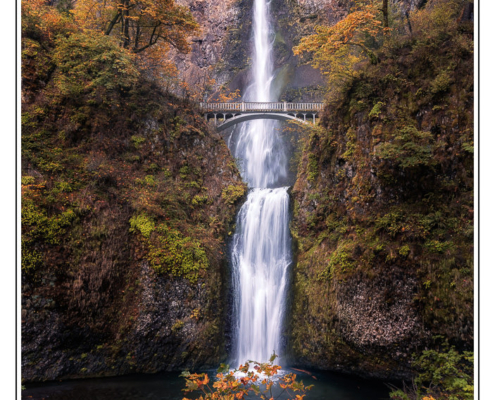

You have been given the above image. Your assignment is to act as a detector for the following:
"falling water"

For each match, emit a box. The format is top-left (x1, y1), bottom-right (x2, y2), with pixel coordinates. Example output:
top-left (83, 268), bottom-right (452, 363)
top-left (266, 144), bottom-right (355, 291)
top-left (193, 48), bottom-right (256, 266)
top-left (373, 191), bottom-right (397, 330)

top-left (230, 0), bottom-right (292, 365)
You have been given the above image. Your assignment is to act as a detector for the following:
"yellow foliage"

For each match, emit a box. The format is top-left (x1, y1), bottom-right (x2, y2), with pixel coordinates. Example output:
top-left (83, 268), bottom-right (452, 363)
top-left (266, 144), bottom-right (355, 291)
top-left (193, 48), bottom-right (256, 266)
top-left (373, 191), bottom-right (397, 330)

top-left (71, 0), bottom-right (199, 83)
top-left (293, 1), bottom-right (389, 87)
top-left (22, 0), bottom-right (75, 41)
top-left (72, 0), bottom-right (200, 53)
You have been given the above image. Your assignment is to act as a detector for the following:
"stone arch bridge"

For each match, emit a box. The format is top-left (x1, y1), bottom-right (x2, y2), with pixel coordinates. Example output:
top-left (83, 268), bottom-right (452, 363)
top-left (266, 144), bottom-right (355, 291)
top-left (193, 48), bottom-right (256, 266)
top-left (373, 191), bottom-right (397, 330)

top-left (200, 102), bottom-right (324, 131)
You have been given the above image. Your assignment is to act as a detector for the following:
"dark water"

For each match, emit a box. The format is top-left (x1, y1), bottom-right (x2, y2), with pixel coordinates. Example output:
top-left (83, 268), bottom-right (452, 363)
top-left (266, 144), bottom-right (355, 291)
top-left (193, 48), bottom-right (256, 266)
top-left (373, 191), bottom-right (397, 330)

top-left (23, 369), bottom-right (392, 400)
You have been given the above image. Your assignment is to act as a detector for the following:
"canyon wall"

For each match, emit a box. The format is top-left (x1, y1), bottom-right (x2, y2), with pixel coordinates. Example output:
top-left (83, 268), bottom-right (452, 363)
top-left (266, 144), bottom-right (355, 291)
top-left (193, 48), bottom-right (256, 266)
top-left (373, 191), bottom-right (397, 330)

top-left (286, 6), bottom-right (474, 377)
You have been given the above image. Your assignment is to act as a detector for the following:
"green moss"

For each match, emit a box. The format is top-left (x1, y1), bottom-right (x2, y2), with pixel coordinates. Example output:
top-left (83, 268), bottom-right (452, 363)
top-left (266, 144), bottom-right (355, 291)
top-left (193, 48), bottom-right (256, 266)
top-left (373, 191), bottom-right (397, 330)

top-left (376, 126), bottom-right (435, 169)
top-left (129, 214), bottom-right (155, 238)
top-left (22, 199), bottom-right (76, 246)
top-left (148, 224), bottom-right (209, 283)
top-left (221, 184), bottom-right (246, 205)
top-left (179, 165), bottom-right (190, 179)
top-left (192, 194), bottom-right (209, 206)
top-left (318, 242), bottom-right (356, 281)
top-left (172, 320), bottom-right (184, 332)
top-left (144, 175), bottom-right (156, 186)
top-left (398, 244), bottom-right (410, 258)
top-left (55, 181), bottom-right (73, 193)
top-left (431, 70), bottom-right (453, 94)
top-left (307, 153), bottom-right (319, 182)
top-left (146, 163), bottom-right (159, 172)
top-left (368, 101), bottom-right (385, 119)
top-left (131, 135), bottom-right (146, 149)
top-left (375, 211), bottom-right (404, 238)
top-left (424, 240), bottom-right (453, 254)
top-left (21, 176), bottom-right (36, 185)
top-left (185, 181), bottom-right (201, 189)
top-left (21, 242), bottom-right (43, 271)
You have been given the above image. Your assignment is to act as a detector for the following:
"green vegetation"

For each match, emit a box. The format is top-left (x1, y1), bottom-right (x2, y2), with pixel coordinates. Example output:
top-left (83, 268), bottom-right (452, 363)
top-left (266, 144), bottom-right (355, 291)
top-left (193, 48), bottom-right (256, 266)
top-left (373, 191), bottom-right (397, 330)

top-left (21, 0), bottom-right (244, 279)
top-left (389, 339), bottom-right (474, 400)
top-left (129, 214), bottom-right (155, 238)
top-left (307, 153), bottom-right (319, 182)
top-left (221, 184), bottom-right (246, 205)
top-left (147, 224), bottom-right (209, 283)
top-left (52, 32), bottom-right (139, 100)
top-left (376, 126), bottom-right (436, 169)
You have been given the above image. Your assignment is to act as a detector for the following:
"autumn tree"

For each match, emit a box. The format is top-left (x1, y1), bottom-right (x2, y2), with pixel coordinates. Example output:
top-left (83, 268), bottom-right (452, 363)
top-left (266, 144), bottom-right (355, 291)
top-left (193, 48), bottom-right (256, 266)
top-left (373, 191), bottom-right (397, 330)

top-left (22, 0), bottom-right (75, 43)
top-left (52, 31), bottom-right (139, 102)
top-left (181, 355), bottom-right (314, 400)
top-left (72, 0), bottom-right (200, 54)
top-left (293, 0), bottom-right (390, 84)
top-left (22, 0), bottom-right (77, 94)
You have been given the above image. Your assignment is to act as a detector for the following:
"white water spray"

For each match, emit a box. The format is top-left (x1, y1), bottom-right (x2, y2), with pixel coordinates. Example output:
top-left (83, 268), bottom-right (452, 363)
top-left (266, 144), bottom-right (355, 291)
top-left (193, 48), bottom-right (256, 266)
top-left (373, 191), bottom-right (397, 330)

top-left (231, 0), bottom-right (291, 366)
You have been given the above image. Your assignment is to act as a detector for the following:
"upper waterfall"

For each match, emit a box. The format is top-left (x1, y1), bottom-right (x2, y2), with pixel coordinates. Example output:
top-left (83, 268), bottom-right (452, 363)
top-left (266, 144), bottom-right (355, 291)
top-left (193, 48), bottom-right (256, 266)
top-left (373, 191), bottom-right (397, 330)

top-left (231, 0), bottom-right (288, 189)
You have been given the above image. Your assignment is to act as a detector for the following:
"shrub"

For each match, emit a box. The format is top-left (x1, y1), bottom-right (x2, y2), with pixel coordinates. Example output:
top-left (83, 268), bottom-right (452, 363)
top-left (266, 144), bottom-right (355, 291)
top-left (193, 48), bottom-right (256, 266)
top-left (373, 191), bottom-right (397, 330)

top-left (192, 195), bottom-right (209, 206)
top-left (181, 355), bottom-right (313, 400)
top-left (21, 176), bottom-right (36, 185)
top-left (431, 70), bottom-right (453, 94)
top-left (307, 153), bottom-right (319, 182)
top-left (389, 339), bottom-right (474, 400)
top-left (376, 126), bottom-right (435, 169)
top-left (22, 200), bottom-right (76, 245)
top-left (369, 101), bottom-right (385, 119)
top-left (131, 135), bottom-right (146, 149)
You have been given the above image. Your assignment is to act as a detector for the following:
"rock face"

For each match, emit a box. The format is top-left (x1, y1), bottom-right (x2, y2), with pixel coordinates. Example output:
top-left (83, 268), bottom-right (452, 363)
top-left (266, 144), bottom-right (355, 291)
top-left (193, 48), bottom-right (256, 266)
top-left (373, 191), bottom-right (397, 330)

top-left (394, 0), bottom-right (427, 12)
top-left (337, 272), bottom-right (424, 350)
top-left (171, 0), bottom-right (342, 102)
top-left (170, 0), bottom-right (244, 91)
top-left (296, 0), bottom-right (333, 11)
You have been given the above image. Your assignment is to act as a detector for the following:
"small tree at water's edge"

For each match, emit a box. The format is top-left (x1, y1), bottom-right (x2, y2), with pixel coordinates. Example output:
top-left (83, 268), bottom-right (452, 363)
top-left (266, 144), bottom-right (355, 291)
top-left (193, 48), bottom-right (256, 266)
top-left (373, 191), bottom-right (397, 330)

top-left (181, 354), bottom-right (313, 400)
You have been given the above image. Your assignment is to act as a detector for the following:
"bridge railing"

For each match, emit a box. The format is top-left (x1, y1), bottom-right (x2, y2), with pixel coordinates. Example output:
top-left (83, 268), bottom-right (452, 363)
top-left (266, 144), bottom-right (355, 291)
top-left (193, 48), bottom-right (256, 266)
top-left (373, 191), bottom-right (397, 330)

top-left (200, 102), bottom-right (324, 113)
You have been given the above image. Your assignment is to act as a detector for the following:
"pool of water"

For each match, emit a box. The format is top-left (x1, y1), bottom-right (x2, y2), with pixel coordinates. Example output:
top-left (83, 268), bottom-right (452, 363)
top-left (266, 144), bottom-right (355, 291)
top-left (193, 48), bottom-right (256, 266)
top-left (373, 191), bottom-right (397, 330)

top-left (23, 368), bottom-right (393, 400)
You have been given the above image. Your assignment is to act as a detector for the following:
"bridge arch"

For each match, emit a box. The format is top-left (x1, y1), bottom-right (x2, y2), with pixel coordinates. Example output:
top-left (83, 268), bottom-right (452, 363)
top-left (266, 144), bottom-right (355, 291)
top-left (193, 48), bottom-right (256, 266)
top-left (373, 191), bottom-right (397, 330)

top-left (210, 113), bottom-right (308, 132)
top-left (201, 102), bottom-right (323, 130)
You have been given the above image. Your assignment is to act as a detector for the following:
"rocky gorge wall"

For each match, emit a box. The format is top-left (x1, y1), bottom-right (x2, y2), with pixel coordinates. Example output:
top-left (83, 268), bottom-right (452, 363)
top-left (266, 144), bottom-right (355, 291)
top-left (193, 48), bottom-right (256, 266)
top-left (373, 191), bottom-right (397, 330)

top-left (286, 5), bottom-right (474, 378)
top-left (22, 56), bottom-right (246, 381)
top-left (170, 0), bottom-right (344, 102)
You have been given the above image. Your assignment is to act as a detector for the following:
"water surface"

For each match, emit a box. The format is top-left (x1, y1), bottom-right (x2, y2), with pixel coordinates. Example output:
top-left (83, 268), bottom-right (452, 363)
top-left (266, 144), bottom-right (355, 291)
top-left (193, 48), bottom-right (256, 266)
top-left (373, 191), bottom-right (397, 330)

top-left (23, 369), bottom-right (392, 400)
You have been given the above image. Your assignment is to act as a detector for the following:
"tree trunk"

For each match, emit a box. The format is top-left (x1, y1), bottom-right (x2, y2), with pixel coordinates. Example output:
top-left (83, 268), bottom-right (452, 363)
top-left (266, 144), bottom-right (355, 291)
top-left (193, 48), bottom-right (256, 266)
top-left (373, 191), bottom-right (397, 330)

top-left (405, 10), bottom-right (413, 35)
top-left (122, 0), bottom-right (130, 49)
top-left (382, 0), bottom-right (389, 28)
top-left (105, 11), bottom-right (121, 36)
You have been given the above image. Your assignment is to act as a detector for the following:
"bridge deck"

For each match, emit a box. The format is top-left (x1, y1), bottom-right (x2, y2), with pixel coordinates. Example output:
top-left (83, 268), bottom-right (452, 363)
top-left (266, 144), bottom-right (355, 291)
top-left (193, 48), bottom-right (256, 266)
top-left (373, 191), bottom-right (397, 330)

top-left (200, 102), bottom-right (324, 113)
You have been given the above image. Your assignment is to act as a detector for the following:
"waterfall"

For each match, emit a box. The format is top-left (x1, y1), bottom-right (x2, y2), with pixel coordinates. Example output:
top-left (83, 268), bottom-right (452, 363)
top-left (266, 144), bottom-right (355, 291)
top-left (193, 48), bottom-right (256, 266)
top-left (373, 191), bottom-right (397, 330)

top-left (230, 0), bottom-right (291, 366)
